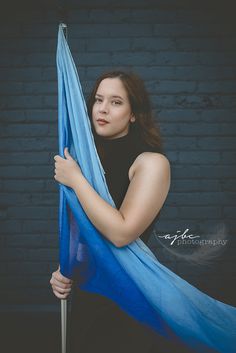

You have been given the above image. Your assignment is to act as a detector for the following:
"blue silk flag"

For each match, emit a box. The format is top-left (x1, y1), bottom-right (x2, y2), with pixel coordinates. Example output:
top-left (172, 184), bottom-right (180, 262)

top-left (56, 23), bottom-right (236, 353)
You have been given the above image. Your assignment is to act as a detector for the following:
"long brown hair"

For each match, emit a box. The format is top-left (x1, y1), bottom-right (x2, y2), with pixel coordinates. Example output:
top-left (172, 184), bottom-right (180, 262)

top-left (87, 70), bottom-right (163, 152)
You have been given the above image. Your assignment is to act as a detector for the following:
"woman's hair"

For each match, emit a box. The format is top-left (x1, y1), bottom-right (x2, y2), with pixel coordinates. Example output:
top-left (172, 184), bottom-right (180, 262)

top-left (87, 70), bottom-right (163, 152)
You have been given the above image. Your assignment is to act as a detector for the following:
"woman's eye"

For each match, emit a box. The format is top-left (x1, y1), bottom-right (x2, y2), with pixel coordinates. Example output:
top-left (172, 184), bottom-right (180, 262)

top-left (95, 97), bottom-right (121, 105)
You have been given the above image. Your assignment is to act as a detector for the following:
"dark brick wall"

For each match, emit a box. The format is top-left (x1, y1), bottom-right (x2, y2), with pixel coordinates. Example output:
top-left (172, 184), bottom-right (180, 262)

top-left (0, 0), bottom-right (236, 317)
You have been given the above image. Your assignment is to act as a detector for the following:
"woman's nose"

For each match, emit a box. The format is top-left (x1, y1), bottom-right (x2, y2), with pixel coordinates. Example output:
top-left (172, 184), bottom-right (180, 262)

top-left (99, 100), bottom-right (108, 113)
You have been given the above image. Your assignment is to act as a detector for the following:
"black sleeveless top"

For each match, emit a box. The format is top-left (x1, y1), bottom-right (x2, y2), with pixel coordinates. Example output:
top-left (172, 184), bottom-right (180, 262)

top-left (69, 132), bottom-right (179, 353)
top-left (95, 131), bottom-right (162, 244)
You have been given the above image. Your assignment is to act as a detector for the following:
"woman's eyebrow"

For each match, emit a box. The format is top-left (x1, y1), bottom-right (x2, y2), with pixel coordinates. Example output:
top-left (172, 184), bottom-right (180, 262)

top-left (95, 93), bottom-right (124, 100)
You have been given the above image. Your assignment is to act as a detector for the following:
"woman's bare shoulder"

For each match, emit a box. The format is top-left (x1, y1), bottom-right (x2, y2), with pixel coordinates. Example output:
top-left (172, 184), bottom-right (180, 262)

top-left (129, 152), bottom-right (170, 181)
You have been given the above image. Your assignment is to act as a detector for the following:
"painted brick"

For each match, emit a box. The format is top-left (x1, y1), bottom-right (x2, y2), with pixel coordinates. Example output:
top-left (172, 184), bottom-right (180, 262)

top-left (3, 180), bottom-right (46, 192)
top-left (86, 38), bottom-right (131, 52)
top-left (0, 152), bottom-right (50, 165)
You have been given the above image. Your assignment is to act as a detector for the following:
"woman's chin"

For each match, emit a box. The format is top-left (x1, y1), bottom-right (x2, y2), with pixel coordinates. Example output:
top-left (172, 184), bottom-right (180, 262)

top-left (94, 126), bottom-right (111, 138)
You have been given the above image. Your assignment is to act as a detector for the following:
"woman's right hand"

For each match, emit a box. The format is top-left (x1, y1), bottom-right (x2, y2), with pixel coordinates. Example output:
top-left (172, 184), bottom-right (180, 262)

top-left (50, 266), bottom-right (73, 299)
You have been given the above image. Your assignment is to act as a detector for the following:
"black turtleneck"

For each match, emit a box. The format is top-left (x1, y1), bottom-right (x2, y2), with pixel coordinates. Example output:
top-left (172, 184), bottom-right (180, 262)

top-left (95, 131), bottom-right (162, 244)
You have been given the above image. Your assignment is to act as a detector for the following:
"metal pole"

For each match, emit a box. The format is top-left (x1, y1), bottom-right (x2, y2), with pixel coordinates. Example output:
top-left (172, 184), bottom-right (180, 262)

top-left (59, 19), bottom-right (68, 353)
top-left (61, 299), bottom-right (67, 353)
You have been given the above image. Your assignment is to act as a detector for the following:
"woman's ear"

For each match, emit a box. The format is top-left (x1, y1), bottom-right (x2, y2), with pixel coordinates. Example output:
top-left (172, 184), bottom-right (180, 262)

top-left (130, 114), bottom-right (136, 123)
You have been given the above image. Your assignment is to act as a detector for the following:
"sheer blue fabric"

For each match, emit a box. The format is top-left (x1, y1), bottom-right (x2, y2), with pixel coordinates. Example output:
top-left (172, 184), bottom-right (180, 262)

top-left (56, 23), bottom-right (236, 353)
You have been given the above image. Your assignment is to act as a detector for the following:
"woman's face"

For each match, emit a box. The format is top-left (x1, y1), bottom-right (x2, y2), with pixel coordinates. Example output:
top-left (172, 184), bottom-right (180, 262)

top-left (92, 78), bottom-right (135, 140)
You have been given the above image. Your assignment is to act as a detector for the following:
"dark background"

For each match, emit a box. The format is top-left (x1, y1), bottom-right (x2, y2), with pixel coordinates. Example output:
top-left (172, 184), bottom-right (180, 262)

top-left (0, 1), bottom-right (235, 352)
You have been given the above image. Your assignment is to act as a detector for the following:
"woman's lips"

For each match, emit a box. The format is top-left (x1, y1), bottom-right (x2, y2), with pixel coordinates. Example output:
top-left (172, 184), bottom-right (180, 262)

top-left (97, 119), bottom-right (109, 125)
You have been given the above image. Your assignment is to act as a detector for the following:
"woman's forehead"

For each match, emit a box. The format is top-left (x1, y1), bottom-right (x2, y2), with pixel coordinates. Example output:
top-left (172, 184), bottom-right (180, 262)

top-left (96, 78), bottom-right (128, 98)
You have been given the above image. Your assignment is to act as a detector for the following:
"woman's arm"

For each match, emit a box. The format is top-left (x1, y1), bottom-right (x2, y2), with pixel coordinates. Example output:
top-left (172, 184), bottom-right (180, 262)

top-left (54, 149), bottom-right (170, 247)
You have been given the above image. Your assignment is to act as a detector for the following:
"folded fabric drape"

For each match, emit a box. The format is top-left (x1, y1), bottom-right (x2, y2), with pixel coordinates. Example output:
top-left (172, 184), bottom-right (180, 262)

top-left (56, 23), bottom-right (236, 353)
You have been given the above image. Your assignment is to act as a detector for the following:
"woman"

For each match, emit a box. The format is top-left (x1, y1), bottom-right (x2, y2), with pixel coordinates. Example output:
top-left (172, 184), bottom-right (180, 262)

top-left (50, 71), bottom-right (176, 353)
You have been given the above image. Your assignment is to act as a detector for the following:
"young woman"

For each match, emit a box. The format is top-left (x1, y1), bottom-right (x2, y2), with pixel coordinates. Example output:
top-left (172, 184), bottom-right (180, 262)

top-left (50, 71), bottom-right (175, 353)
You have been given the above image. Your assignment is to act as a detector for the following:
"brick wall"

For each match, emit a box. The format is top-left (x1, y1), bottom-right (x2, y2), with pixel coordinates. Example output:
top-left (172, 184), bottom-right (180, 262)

top-left (0, 1), bottom-right (236, 314)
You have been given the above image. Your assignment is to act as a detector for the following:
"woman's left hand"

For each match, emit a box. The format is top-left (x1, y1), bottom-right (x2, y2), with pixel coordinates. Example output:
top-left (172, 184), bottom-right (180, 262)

top-left (54, 147), bottom-right (82, 189)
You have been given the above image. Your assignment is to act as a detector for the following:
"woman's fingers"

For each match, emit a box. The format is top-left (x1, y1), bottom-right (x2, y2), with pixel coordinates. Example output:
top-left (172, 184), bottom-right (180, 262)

top-left (52, 285), bottom-right (72, 293)
top-left (54, 148), bottom-right (73, 162)
top-left (50, 268), bottom-right (73, 299)
top-left (51, 275), bottom-right (71, 287)
top-left (51, 282), bottom-right (72, 299)
top-left (52, 269), bottom-right (73, 283)
top-left (53, 289), bottom-right (70, 299)
top-left (52, 285), bottom-right (72, 299)
top-left (50, 277), bottom-right (72, 290)
top-left (64, 147), bottom-right (73, 160)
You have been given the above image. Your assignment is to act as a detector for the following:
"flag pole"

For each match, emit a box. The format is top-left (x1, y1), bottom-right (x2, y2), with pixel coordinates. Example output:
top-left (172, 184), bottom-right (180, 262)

top-left (61, 299), bottom-right (67, 353)
top-left (58, 18), bottom-right (68, 353)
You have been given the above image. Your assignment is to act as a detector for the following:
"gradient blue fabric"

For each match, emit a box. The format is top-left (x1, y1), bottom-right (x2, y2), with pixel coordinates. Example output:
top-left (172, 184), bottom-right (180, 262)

top-left (56, 23), bottom-right (236, 353)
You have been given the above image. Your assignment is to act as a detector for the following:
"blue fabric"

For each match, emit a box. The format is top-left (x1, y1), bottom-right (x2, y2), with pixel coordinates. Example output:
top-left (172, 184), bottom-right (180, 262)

top-left (56, 23), bottom-right (236, 353)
